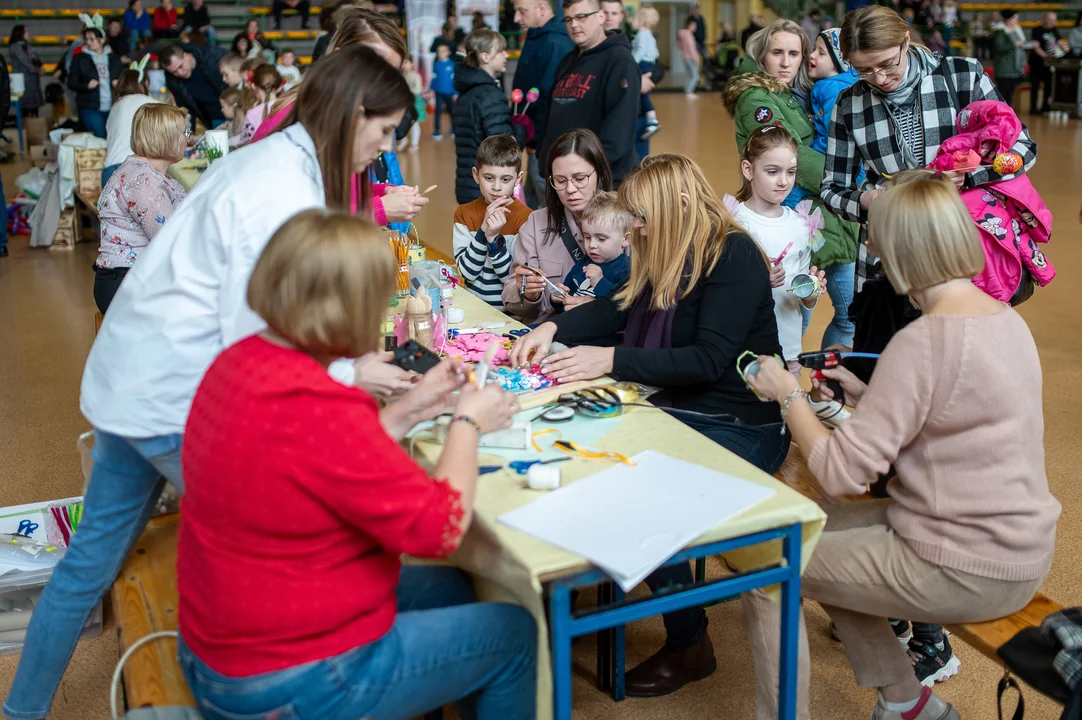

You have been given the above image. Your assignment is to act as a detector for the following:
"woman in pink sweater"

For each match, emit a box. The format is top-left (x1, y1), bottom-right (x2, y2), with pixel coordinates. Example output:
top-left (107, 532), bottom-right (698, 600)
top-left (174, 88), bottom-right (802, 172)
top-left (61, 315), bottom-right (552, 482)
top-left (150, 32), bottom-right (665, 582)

top-left (745, 172), bottom-right (1061, 720)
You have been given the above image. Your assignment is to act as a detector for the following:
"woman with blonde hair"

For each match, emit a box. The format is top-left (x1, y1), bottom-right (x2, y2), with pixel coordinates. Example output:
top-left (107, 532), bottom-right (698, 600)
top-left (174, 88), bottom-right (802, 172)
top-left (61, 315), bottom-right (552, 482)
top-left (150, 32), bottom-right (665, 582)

top-left (724, 17), bottom-right (861, 356)
top-left (177, 208), bottom-right (537, 720)
top-left (93, 103), bottom-right (187, 313)
top-left (102, 61), bottom-right (158, 187)
top-left (509, 153), bottom-right (784, 696)
top-left (744, 172), bottom-right (1060, 720)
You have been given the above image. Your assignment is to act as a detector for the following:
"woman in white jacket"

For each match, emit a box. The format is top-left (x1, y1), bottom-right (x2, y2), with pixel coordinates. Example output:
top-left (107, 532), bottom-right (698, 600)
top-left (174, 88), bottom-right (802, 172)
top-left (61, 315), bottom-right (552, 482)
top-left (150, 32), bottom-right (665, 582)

top-left (3, 46), bottom-right (428, 720)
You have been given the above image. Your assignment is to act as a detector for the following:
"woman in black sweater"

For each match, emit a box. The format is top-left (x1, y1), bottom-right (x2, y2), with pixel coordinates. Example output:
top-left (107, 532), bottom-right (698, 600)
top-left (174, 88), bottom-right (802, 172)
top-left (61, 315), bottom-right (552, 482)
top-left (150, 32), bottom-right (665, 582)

top-left (509, 153), bottom-right (786, 697)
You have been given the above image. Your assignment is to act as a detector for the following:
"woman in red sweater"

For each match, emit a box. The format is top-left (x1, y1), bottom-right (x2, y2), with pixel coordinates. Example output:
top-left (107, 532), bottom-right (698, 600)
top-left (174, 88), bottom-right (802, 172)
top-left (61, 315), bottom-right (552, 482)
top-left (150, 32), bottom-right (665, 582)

top-left (177, 209), bottom-right (538, 720)
top-left (152, 0), bottom-right (180, 38)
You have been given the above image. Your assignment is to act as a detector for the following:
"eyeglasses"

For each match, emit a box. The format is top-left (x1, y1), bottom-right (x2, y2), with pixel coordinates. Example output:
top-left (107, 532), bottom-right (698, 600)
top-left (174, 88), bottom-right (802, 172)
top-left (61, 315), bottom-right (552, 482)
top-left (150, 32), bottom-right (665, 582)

top-left (854, 43), bottom-right (906, 79)
top-left (563, 10), bottom-right (599, 25)
top-left (550, 170), bottom-right (595, 191)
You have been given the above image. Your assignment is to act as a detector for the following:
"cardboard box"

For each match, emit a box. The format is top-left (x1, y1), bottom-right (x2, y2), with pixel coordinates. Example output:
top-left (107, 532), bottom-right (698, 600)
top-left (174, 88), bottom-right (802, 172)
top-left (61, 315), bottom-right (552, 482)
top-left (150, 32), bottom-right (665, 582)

top-left (28, 144), bottom-right (58, 165)
top-left (74, 148), bottom-right (107, 198)
top-left (23, 117), bottom-right (53, 149)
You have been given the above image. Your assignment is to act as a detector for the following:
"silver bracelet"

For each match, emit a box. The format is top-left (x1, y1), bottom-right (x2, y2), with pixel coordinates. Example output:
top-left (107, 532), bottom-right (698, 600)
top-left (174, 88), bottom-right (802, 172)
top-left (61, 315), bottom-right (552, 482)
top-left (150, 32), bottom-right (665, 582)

top-left (780, 389), bottom-right (810, 432)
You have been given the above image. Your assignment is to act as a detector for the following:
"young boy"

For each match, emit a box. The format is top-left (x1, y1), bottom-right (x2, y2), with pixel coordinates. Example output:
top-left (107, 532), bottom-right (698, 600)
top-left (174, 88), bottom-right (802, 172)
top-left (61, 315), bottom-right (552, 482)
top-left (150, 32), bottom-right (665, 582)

top-left (558, 191), bottom-right (632, 301)
top-left (218, 52), bottom-right (245, 89)
top-left (276, 48), bottom-right (301, 89)
top-left (453, 136), bottom-right (532, 309)
top-left (430, 44), bottom-right (456, 140)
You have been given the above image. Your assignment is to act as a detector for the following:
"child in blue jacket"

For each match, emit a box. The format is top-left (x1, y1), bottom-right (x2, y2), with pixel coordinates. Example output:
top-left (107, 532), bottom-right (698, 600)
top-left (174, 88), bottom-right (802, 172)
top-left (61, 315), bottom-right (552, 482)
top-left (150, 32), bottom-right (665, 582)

top-left (430, 44), bottom-right (456, 139)
top-left (807, 28), bottom-right (864, 185)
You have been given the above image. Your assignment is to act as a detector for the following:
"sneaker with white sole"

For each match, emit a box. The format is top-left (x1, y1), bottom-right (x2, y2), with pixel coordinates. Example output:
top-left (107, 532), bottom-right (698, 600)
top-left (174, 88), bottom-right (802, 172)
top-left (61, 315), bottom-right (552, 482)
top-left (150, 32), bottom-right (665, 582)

top-left (808, 398), bottom-right (852, 427)
top-left (640, 121), bottom-right (661, 140)
top-left (870, 687), bottom-right (959, 720)
top-left (908, 636), bottom-right (961, 686)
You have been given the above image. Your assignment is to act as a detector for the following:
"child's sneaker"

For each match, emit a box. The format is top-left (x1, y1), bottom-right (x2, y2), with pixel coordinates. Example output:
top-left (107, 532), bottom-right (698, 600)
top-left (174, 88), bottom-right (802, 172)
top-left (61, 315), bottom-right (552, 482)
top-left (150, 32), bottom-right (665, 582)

top-left (397, 136), bottom-right (409, 151)
top-left (870, 687), bottom-right (959, 720)
top-left (432, 134), bottom-right (443, 140)
top-left (809, 398), bottom-right (851, 427)
top-left (908, 636), bottom-right (961, 686)
top-left (640, 121), bottom-right (661, 140)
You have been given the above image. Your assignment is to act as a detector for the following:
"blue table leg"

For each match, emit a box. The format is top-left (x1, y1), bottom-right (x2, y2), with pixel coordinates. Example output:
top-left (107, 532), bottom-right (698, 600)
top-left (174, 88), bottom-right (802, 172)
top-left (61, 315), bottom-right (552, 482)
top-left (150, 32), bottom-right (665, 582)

top-left (777, 523), bottom-right (803, 720)
top-left (612, 584), bottom-right (626, 701)
top-left (596, 581), bottom-right (612, 693)
top-left (550, 582), bottom-right (573, 720)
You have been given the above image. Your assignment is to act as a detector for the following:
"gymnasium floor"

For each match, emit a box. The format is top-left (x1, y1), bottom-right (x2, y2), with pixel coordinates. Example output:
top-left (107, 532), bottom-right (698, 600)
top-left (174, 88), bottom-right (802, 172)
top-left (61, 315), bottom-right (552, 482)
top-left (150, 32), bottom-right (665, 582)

top-left (0, 92), bottom-right (1078, 718)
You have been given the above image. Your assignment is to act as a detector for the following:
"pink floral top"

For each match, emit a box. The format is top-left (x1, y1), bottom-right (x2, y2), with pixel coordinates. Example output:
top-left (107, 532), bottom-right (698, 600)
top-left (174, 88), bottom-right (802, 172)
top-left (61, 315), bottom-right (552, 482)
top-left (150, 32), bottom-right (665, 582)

top-left (96, 156), bottom-right (187, 269)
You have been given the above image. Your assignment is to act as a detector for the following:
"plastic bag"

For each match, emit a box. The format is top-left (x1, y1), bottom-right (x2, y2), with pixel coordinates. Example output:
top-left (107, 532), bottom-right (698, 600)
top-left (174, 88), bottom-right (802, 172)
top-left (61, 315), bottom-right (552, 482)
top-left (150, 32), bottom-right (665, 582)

top-left (15, 168), bottom-right (47, 198)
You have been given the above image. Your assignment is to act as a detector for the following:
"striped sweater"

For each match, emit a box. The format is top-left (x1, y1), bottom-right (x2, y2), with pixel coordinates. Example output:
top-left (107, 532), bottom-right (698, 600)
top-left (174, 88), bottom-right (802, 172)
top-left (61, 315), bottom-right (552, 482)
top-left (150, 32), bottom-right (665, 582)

top-left (452, 197), bottom-right (533, 309)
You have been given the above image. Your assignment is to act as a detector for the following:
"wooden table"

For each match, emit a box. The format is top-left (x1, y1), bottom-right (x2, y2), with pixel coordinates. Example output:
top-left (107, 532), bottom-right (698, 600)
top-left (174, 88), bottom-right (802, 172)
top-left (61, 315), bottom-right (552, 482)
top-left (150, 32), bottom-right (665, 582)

top-left (415, 290), bottom-right (828, 720)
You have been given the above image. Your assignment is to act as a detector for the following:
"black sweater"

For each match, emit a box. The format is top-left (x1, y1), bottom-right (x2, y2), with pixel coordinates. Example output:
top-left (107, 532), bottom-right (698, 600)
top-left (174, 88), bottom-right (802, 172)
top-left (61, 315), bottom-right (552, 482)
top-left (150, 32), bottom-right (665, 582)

top-left (550, 232), bottom-right (784, 425)
top-left (67, 50), bottom-right (122, 111)
top-left (540, 31), bottom-right (641, 186)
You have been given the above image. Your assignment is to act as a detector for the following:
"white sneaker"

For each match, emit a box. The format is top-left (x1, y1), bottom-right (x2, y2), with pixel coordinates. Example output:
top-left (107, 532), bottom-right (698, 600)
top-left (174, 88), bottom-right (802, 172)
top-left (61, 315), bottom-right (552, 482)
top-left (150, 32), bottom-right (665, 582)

top-left (869, 688), bottom-right (959, 720)
top-left (808, 398), bottom-right (851, 427)
top-left (397, 136), bottom-right (409, 151)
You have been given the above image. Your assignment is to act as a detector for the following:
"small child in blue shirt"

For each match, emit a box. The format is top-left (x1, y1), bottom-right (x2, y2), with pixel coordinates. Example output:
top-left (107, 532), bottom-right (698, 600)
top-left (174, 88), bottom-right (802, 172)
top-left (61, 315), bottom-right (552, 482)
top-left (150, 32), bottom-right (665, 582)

top-left (554, 192), bottom-right (632, 306)
top-left (430, 44), bottom-right (457, 140)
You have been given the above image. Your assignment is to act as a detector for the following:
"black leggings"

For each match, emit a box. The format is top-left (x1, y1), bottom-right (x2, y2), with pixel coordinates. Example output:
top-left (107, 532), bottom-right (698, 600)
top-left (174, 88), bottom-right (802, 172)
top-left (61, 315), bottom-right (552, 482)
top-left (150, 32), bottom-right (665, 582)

top-left (93, 265), bottom-right (129, 314)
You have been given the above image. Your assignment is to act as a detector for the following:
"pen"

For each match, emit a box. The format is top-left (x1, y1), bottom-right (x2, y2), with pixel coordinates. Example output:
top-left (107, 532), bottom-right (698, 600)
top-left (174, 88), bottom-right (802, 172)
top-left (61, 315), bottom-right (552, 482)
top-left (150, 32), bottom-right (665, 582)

top-left (773, 241), bottom-right (794, 266)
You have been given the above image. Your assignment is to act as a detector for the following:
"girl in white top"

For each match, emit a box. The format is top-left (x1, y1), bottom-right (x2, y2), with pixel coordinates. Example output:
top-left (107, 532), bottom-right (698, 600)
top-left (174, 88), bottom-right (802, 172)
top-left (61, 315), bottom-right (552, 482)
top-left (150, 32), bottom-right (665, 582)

top-left (725, 125), bottom-right (826, 372)
top-left (103, 61), bottom-right (158, 184)
top-left (2, 48), bottom-right (422, 720)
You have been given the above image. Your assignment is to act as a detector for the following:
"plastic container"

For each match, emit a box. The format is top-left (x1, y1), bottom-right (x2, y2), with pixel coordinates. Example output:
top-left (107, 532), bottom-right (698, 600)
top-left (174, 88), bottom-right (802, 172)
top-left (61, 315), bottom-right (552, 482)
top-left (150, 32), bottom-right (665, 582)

top-left (0, 567), bottom-right (103, 655)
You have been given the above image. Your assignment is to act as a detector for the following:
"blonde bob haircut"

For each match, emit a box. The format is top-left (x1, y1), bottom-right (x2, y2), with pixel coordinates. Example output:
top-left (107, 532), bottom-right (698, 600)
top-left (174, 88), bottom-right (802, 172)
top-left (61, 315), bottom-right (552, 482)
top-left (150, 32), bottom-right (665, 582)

top-left (247, 208), bottom-right (396, 358)
top-left (130, 104), bottom-right (188, 162)
top-left (867, 171), bottom-right (984, 294)
top-left (745, 19), bottom-right (812, 97)
top-left (617, 154), bottom-right (763, 310)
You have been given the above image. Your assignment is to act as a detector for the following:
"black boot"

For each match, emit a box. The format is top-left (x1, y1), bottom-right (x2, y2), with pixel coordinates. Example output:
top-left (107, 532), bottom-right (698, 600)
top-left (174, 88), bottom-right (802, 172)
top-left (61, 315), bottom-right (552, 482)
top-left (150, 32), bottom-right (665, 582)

top-left (625, 633), bottom-right (716, 697)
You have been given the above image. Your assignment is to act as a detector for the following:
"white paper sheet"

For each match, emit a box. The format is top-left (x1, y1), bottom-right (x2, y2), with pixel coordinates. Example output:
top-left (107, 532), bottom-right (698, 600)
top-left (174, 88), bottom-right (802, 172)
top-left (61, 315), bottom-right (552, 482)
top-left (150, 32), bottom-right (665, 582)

top-left (497, 451), bottom-right (777, 591)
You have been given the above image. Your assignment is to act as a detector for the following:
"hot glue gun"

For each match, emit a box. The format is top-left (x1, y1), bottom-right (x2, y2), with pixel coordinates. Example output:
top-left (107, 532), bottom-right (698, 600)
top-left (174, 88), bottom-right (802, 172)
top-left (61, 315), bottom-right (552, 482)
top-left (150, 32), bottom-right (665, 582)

top-left (796, 351), bottom-right (880, 406)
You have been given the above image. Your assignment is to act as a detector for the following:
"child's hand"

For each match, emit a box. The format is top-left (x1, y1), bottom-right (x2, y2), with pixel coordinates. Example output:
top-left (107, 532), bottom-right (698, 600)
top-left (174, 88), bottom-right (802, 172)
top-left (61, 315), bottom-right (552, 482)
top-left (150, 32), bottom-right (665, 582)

top-left (769, 262), bottom-right (786, 289)
top-left (550, 283), bottom-right (570, 305)
top-left (584, 264), bottom-right (603, 284)
top-left (801, 266), bottom-right (828, 308)
top-left (482, 197), bottom-right (512, 240)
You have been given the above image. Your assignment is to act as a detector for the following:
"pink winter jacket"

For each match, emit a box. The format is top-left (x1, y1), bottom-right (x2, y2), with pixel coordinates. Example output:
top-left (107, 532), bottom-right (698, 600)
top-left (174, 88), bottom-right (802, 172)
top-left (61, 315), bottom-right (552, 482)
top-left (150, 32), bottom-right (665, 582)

top-left (931, 100), bottom-right (1055, 303)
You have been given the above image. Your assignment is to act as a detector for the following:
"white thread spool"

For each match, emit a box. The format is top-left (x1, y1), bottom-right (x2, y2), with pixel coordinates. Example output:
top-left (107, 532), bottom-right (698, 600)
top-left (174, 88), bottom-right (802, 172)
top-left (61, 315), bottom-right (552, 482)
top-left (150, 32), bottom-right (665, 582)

top-left (526, 463), bottom-right (562, 490)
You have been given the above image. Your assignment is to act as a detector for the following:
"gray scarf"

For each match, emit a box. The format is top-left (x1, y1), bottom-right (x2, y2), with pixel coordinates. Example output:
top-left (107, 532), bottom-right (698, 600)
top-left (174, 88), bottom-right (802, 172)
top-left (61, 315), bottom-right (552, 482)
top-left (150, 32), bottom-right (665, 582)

top-left (876, 47), bottom-right (939, 166)
top-left (877, 47), bottom-right (936, 109)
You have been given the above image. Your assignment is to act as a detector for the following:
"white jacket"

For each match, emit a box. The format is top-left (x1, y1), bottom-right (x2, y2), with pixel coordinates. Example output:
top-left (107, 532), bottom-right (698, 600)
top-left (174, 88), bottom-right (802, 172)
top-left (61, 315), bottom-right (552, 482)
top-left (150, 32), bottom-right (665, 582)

top-left (81, 123), bottom-right (325, 437)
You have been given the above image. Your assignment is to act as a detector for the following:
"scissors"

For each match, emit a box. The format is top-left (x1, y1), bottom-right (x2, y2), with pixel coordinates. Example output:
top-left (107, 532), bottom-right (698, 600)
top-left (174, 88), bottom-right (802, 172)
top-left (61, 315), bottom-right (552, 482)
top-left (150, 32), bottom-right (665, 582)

top-left (17, 519), bottom-right (39, 537)
top-left (508, 457), bottom-right (572, 475)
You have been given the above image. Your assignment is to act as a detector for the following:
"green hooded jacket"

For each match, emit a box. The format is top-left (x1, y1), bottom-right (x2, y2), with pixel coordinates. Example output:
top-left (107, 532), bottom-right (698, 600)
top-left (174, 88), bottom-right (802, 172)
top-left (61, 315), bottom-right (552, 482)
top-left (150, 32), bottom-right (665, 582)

top-left (723, 64), bottom-right (859, 268)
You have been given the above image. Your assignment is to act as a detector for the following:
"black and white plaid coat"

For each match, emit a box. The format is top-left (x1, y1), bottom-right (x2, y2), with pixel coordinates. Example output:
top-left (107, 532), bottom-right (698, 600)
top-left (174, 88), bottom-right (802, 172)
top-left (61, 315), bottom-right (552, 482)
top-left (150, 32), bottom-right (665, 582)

top-left (819, 52), bottom-right (1038, 286)
top-left (820, 52), bottom-right (1038, 224)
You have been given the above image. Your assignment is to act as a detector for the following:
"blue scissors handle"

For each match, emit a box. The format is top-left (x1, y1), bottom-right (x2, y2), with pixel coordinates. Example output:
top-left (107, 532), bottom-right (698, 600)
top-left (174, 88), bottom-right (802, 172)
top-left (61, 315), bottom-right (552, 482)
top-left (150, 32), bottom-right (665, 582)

top-left (17, 520), bottom-right (39, 537)
top-left (509, 457), bottom-right (572, 475)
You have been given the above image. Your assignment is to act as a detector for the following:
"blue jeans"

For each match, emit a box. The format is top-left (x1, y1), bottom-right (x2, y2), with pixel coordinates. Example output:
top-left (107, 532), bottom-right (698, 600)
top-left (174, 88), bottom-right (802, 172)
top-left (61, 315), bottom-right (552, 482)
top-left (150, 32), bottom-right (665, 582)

top-left (128, 28), bottom-right (152, 52)
top-left (101, 163), bottom-right (120, 189)
top-left (3, 430), bottom-right (184, 720)
top-left (822, 262), bottom-right (856, 349)
top-left (433, 93), bottom-right (455, 136)
top-left (645, 416), bottom-right (791, 649)
top-left (179, 566), bottom-right (538, 720)
top-left (79, 108), bottom-right (109, 139)
top-left (184, 25), bottom-right (217, 44)
top-left (638, 60), bottom-right (655, 114)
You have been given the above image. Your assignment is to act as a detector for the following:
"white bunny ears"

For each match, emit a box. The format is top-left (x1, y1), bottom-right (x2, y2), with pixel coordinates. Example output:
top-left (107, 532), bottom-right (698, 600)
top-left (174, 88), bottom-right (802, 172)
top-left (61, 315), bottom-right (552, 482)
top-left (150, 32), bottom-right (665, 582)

top-left (130, 54), bottom-right (151, 81)
top-left (78, 12), bottom-right (106, 36)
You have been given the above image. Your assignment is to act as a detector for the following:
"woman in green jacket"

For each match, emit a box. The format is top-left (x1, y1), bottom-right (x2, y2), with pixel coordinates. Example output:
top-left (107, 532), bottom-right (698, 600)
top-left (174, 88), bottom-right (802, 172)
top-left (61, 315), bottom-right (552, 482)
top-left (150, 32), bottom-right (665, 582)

top-left (724, 18), bottom-right (860, 349)
top-left (991, 10), bottom-right (1026, 109)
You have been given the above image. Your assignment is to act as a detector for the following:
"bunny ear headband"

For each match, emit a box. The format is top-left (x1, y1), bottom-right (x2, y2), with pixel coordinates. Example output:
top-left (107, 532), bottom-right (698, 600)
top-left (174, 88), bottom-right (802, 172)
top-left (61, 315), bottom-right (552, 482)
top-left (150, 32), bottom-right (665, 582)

top-left (78, 12), bottom-right (106, 36)
top-left (130, 54), bottom-right (151, 82)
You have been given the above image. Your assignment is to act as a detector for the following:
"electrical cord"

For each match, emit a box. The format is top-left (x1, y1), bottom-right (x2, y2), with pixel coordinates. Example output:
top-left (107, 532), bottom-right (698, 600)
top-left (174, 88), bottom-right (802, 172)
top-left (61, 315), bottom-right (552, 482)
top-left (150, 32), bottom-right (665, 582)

top-left (111, 630), bottom-right (179, 720)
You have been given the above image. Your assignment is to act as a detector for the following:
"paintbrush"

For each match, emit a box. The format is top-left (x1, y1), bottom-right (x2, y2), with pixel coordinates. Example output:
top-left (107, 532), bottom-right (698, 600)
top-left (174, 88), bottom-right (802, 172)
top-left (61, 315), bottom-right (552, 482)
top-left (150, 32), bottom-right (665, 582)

top-left (475, 341), bottom-right (500, 389)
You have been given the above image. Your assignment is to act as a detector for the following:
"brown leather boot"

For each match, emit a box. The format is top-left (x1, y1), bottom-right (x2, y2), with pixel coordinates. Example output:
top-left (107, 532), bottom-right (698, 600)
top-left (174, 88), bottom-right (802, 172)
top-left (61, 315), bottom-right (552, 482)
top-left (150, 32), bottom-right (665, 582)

top-left (624, 633), bottom-right (717, 698)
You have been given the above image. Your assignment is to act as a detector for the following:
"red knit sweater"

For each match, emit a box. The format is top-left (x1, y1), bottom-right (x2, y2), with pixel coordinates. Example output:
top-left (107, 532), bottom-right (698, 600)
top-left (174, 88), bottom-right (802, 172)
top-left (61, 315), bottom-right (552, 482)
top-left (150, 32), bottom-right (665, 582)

top-left (152, 7), bottom-right (177, 30)
top-left (178, 336), bottom-right (463, 677)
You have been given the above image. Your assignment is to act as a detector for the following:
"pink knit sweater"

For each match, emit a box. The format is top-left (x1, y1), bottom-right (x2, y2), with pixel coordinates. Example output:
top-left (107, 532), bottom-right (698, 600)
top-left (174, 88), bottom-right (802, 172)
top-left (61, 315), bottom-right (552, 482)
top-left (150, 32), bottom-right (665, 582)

top-left (809, 309), bottom-right (1060, 582)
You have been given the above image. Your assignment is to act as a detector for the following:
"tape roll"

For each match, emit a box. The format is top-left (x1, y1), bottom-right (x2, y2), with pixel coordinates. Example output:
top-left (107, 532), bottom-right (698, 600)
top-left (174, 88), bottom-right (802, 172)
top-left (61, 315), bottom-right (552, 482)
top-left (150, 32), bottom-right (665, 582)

top-left (526, 463), bottom-right (562, 490)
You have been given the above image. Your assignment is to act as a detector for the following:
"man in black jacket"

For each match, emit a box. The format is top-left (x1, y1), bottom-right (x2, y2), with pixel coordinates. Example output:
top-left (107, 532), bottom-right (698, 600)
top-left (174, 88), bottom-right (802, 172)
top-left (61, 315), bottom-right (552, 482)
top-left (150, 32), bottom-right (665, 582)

top-left (160, 43), bottom-right (227, 128)
top-left (541, 0), bottom-right (640, 186)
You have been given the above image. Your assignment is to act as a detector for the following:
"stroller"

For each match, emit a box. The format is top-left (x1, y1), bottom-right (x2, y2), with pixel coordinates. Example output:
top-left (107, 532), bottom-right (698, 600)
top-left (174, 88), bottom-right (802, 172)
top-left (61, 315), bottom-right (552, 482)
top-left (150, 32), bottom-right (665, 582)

top-left (701, 41), bottom-right (740, 91)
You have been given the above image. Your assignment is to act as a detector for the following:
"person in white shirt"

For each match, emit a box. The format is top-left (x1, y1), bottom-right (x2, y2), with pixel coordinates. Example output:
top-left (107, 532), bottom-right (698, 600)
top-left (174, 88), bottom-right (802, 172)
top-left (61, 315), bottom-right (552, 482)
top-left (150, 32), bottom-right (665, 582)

top-left (2, 47), bottom-right (423, 720)
top-left (724, 126), bottom-right (841, 425)
top-left (102, 60), bottom-right (159, 188)
top-left (275, 47), bottom-right (302, 89)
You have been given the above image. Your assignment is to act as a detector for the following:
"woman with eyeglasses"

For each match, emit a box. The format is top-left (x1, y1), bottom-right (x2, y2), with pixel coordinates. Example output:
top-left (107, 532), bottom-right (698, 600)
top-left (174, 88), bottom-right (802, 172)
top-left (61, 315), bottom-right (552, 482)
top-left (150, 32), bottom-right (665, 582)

top-left (501, 129), bottom-right (612, 322)
top-left (723, 19), bottom-right (861, 361)
top-left (508, 154), bottom-right (786, 696)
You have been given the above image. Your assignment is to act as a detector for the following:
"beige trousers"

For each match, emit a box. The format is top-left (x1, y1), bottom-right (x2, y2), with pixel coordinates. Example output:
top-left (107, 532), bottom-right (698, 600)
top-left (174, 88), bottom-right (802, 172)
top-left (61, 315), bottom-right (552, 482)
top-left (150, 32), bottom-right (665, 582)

top-left (742, 500), bottom-right (1044, 720)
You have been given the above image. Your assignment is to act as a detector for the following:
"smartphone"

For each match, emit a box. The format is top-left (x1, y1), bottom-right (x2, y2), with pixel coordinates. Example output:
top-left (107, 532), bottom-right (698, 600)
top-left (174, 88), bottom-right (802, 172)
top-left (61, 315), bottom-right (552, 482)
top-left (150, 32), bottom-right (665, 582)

top-left (392, 340), bottom-right (440, 374)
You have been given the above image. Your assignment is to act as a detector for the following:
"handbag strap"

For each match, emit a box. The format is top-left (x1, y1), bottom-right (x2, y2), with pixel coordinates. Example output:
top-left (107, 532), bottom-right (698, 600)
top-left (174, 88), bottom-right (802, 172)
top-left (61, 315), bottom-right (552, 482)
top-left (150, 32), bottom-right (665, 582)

top-left (998, 670), bottom-right (1026, 720)
top-left (560, 219), bottom-right (585, 264)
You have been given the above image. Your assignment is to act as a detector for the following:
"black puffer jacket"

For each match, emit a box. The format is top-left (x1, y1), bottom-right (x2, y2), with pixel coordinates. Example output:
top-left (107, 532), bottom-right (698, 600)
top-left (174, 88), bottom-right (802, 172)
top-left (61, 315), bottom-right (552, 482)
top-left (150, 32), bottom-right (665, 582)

top-left (68, 48), bottom-right (122, 111)
top-left (451, 64), bottom-right (525, 204)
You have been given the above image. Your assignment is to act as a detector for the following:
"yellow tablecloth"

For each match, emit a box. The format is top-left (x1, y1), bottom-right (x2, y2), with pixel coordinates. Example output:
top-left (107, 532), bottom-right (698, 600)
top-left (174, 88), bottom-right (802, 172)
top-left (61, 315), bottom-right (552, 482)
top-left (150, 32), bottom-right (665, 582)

top-left (413, 290), bottom-right (827, 720)
top-left (168, 158), bottom-right (208, 192)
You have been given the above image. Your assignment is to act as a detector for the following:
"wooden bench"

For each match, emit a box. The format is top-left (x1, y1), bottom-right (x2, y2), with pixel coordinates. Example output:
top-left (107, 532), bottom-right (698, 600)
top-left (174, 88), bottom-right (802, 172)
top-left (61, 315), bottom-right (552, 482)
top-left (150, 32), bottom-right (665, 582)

top-left (776, 448), bottom-right (1065, 666)
top-left (111, 513), bottom-right (196, 711)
